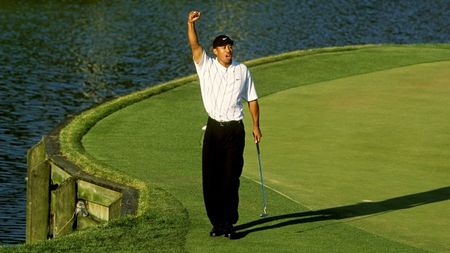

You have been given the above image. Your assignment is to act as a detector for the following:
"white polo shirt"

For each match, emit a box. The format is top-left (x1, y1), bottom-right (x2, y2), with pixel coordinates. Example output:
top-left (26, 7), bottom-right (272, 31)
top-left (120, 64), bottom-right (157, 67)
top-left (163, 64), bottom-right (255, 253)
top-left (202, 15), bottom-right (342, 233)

top-left (194, 50), bottom-right (258, 122)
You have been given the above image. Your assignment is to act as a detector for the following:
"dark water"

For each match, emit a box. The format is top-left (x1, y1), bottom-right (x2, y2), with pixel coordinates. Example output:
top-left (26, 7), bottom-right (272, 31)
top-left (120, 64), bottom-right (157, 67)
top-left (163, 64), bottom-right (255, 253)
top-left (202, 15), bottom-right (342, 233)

top-left (1, 0), bottom-right (449, 244)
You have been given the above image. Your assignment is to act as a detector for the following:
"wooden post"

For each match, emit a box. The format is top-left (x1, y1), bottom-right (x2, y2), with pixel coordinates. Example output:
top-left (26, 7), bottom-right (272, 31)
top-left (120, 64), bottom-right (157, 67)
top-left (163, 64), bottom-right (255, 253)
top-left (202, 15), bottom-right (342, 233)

top-left (26, 138), bottom-right (50, 243)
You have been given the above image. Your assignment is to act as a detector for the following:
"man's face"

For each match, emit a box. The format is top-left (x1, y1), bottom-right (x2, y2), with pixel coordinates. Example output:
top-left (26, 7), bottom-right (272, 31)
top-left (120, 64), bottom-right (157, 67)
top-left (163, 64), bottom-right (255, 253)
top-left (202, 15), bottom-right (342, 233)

top-left (213, 44), bottom-right (233, 67)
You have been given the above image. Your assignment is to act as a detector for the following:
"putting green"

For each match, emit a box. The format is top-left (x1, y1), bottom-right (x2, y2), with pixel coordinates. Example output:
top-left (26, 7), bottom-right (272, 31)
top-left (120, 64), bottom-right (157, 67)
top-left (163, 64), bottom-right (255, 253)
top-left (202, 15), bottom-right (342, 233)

top-left (73, 45), bottom-right (450, 253)
top-left (243, 60), bottom-right (450, 252)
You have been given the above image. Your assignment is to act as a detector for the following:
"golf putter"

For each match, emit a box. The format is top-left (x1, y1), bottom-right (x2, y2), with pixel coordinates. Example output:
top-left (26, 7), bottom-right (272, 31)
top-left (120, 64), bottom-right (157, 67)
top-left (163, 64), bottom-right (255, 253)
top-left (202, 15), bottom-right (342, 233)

top-left (256, 143), bottom-right (269, 218)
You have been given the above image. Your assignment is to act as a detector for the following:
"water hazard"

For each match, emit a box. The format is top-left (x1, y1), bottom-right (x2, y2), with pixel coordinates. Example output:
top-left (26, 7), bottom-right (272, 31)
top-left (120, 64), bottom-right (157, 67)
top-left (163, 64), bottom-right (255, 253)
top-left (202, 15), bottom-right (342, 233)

top-left (1, 0), bottom-right (449, 244)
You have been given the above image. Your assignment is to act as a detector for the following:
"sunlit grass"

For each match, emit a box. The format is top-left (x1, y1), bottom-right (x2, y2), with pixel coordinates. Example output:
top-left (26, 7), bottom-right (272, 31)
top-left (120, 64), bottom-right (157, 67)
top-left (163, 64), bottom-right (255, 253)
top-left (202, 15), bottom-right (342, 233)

top-left (3, 44), bottom-right (450, 252)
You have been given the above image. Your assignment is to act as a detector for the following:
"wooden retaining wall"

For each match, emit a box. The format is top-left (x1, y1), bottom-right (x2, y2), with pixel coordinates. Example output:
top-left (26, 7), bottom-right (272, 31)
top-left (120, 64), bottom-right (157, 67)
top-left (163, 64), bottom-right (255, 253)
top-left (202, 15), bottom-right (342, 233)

top-left (26, 119), bottom-right (139, 244)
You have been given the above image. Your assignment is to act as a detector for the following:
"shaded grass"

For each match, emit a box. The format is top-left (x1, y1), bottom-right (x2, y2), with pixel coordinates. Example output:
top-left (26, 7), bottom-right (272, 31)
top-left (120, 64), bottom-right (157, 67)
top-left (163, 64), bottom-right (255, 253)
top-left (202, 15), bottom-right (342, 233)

top-left (3, 44), bottom-right (450, 252)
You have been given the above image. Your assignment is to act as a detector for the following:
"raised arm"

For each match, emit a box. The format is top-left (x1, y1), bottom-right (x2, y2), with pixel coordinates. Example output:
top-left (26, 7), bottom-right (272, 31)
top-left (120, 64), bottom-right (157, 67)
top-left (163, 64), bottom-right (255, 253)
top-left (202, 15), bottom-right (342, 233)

top-left (187, 10), bottom-right (203, 64)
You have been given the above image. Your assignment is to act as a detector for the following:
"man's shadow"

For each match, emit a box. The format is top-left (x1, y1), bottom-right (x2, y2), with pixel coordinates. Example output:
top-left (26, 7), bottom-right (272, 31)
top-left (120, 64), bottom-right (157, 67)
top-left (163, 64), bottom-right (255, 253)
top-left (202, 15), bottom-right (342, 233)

top-left (232, 186), bottom-right (450, 239)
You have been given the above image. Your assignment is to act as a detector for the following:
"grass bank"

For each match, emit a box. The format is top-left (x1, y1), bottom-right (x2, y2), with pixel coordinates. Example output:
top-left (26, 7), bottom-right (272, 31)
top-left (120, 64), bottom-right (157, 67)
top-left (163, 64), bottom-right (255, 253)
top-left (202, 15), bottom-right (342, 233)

top-left (2, 44), bottom-right (450, 252)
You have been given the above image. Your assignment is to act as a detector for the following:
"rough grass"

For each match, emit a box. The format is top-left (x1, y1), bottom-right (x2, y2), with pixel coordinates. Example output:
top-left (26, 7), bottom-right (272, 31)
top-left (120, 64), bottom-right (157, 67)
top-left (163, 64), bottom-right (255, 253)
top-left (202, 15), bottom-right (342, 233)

top-left (3, 44), bottom-right (450, 252)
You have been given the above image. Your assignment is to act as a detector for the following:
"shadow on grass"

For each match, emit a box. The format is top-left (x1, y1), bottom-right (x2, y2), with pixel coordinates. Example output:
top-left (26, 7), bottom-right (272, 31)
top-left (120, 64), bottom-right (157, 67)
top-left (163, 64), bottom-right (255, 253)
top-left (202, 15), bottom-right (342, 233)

top-left (232, 186), bottom-right (450, 239)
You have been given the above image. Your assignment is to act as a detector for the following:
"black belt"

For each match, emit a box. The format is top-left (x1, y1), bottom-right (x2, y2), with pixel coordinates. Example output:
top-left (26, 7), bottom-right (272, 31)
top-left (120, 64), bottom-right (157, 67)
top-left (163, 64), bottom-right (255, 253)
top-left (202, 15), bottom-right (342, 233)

top-left (208, 117), bottom-right (242, 127)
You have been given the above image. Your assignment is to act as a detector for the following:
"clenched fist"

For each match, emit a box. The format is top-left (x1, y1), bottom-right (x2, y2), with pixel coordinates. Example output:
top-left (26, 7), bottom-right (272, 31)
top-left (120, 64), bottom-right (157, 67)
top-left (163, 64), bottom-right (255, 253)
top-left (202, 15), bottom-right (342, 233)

top-left (188, 10), bottom-right (201, 23)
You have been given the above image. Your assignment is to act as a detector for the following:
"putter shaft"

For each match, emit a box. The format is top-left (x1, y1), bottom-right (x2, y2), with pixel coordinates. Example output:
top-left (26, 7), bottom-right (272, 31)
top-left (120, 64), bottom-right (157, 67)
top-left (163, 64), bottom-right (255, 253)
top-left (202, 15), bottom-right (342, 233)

top-left (256, 143), bottom-right (268, 217)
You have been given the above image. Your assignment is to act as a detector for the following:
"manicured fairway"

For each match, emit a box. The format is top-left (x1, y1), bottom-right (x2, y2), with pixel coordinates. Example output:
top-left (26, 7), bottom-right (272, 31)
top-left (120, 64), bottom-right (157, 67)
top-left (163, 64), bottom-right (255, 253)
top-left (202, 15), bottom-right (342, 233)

top-left (81, 45), bottom-right (450, 252)
top-left (4, 45), bottom-right (450, 253)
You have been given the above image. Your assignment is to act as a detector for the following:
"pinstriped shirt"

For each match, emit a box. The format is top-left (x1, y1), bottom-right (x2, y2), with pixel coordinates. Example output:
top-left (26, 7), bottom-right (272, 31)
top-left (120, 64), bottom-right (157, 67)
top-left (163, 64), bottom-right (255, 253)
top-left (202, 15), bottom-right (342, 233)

top-left (194, 50), bottom-right (258, 122)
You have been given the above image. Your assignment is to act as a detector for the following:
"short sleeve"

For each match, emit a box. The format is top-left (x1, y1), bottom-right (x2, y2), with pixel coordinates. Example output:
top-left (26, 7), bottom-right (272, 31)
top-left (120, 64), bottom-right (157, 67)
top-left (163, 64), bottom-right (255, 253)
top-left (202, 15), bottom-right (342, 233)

top-left (194, 50), bottom-right (209, 75)
top-left (243, 67), bottom-right (258, 102)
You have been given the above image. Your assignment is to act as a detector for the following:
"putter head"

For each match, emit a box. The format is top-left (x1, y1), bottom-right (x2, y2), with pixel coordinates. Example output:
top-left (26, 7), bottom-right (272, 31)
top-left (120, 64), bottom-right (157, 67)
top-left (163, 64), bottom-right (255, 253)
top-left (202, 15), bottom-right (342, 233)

top-left (259, 211), bottom-right (269, 218)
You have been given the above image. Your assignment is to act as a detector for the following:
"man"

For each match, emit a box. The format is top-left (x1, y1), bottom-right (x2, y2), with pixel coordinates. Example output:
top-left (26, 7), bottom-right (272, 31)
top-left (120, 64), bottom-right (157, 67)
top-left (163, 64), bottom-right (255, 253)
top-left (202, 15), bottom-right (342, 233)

top-left (187, 10), bottom-right (262, 238)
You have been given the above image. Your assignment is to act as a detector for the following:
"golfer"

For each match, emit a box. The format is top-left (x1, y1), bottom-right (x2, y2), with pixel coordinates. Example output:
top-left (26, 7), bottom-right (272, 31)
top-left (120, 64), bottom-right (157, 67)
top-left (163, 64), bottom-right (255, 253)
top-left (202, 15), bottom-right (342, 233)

top-left (187, 10), bottom-right (262, 238)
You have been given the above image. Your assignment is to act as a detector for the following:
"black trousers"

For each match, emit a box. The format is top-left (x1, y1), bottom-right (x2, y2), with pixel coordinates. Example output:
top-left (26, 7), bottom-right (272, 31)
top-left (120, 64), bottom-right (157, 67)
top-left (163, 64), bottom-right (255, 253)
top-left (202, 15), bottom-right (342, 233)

top-left (202, 117), bottom-right (245, 227)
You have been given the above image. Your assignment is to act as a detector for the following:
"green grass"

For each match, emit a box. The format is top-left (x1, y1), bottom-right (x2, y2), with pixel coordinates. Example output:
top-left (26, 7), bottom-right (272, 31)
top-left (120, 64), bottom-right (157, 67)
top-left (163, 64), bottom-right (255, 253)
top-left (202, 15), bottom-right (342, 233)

top-left (3, 44), bottom-right (450, 252)
top-left (2, 186), bottom-right (188, 252)
top-left (244, 60), bottom-right (450, 252)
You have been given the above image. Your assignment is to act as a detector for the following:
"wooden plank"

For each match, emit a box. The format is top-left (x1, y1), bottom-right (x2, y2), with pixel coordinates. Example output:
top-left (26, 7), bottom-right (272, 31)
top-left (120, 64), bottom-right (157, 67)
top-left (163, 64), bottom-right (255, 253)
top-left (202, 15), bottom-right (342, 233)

top-left (52, 177), bottom-right (76, 237)
top-left (77, 180), bottom-right (122, 207)
top-left (85, 201), bottom-right (109, 221)
top-left (50, 163), bottom-right (71, 185)
top-left (26, 138), bottom-right (50, 243)
top-left (109, 198), bottom-right (122, 221)
top-left (77, 180), bottom-right (122, 221)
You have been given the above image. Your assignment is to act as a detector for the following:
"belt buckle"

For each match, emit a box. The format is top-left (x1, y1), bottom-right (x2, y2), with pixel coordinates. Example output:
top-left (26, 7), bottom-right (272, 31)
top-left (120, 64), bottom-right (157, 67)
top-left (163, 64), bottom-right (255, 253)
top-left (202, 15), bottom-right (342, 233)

top-left (219, 121), bottom-right (225, 127)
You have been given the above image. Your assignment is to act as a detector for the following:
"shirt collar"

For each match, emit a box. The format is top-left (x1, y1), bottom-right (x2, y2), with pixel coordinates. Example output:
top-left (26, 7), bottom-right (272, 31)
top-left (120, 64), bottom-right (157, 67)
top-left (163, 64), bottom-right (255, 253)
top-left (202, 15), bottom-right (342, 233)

top-left (213, 58), bottom-right (232, 73)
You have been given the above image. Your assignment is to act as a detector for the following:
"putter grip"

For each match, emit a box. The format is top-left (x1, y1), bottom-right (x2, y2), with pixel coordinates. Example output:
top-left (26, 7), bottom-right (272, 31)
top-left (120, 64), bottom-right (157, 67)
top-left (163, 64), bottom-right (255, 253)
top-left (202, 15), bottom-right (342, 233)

top-left (256, 143), bottom-right (260, 155)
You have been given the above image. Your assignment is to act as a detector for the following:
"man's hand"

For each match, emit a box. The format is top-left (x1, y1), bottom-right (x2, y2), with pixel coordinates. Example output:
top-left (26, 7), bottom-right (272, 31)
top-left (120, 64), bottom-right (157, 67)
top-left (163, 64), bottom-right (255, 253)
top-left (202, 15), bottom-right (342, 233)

top-left (253, 127), bottom-right (262, 144)
top-left (188, 10), bottom-right (201, 23)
